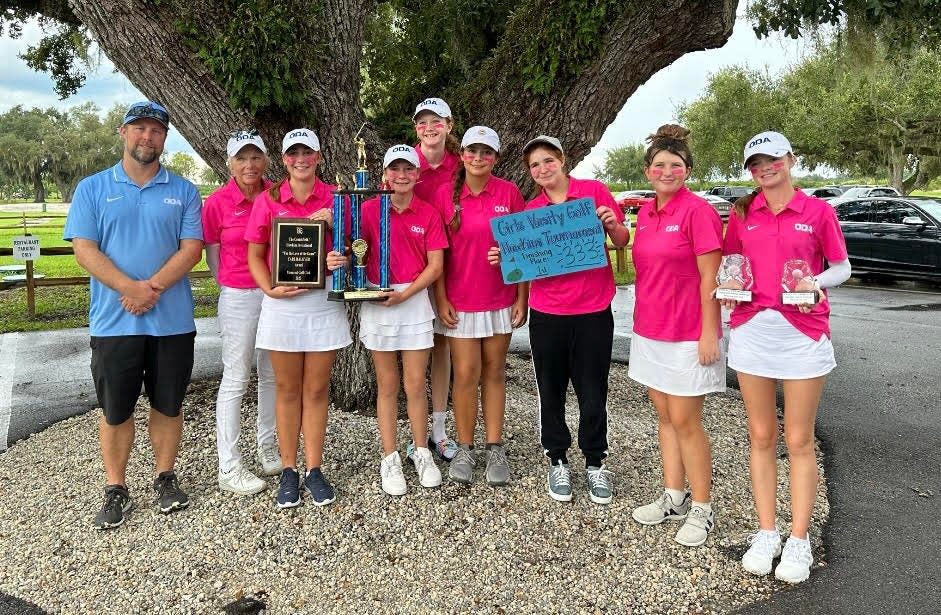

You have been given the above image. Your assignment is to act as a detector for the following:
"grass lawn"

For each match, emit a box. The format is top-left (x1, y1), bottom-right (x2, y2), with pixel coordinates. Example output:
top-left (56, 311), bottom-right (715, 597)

top-left (1, 211), bottom-right (217, 333)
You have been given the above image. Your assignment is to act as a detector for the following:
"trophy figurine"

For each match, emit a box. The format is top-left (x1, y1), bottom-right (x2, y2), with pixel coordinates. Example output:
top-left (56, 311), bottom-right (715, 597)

top-left (715, 254), bottom-right (754, 301)
top-left (328, 128), bottom-right (394, 302)
top-left (780, 259), bottom-right (819, 305)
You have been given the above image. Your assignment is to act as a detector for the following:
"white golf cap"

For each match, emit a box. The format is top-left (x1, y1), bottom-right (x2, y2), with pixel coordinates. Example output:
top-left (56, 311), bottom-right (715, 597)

top-left (383, 144), bottom-right (420, 168)
top-left (743, 131), bottom-right (792, 168)
top-left (226, 131), bottom-right (267, 158)
top-left (461, 126), bottom-right (500, 153)
top-left (522, 135), bottom-right (564, 155)
top-left (412, 97), bottom-right (452, 120)
top-left (281, 128), bottom-right (321, 153)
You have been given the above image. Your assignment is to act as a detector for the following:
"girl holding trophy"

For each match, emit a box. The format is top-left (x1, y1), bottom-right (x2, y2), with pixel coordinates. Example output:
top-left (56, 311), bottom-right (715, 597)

top-left (628, 125), bottom-right (724, 547)
top-left (433, 126), bottom-right (527, 486)
top-left (245, 128), bottom-right (352, 509)
top-left (342, 144), bottom-right (449, 496)
top-left (412, 97), bottom-right (462, 461)
top-left (499, 135), bottom-right (627, 506)
top-left (719, 131), bottom-right (850, 583)
top-left (203, 130), bottom-right (281, 496)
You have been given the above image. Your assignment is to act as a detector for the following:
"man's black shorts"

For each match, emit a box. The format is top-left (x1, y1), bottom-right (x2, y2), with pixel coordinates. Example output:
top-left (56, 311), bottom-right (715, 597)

top-left (90, 332), bottom-right (196, 425)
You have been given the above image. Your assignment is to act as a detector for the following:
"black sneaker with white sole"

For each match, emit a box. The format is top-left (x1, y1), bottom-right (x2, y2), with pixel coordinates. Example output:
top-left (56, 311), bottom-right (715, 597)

top-left (154, 471), bottom-right (189, 513)
top-left (94, 485), bottom-right (134, 529)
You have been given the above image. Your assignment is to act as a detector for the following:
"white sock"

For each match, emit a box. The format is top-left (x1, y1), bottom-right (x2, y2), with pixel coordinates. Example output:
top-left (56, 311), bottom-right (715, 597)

top-left (759, 528), bottom-right (780, 539)
top-left (431, 411), bottom-right (447, 442)
top-left (692, 500), bottom-right (712, 513)
top-left (665, 488), bottom-right (687, 506)
top-left (789, 533), bottom-right (810, 543)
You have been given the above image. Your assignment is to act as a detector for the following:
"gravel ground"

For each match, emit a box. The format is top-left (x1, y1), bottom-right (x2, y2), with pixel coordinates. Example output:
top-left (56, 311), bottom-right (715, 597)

top-left (0, 355), bottom-right (828, 614)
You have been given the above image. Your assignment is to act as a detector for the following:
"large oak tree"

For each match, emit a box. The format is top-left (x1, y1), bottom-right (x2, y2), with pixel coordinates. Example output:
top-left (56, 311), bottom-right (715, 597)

top-left (7, 0), bottom-right (934, 409)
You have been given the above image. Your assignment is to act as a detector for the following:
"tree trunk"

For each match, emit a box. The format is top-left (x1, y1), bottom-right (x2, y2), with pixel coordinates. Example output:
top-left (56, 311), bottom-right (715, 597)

top-left (66, 0), bottom-right (736, 411)
top-left (32, 172), bottom-right (45, 203)
top-left (887, 143), bottom-right (906, 194)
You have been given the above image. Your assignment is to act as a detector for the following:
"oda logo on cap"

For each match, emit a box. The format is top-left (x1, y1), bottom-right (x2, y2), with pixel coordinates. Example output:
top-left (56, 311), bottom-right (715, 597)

top-left (477, 128), bottom-right (487, 135)
top-left (421, 99), bottom-right (439, 106)
top-left (391, 145), bottom-right (410, 153)
top-left (288, 130), bottom-right (308, 139)
top-left (235, 134), bottom-right (254, 142)
top-left (748, 136), bottom-right (772, 148)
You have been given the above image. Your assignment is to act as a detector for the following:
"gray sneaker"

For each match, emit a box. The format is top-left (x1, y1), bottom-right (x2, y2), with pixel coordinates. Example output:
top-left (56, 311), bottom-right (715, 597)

top-left (448, 446), bottom-right (476, 484)
top-left (632, 491), bottom-right (690, 525)
top-left (674, 504), bottom-right (715, 547)
top-left (484, 444), bottom-right (510, 486)
top-left (585, 465), bottom-right (613, 504)
top-left (547, 460), bottom-right (573, 502)
top-left (257, 443), bottom-right (283, 476)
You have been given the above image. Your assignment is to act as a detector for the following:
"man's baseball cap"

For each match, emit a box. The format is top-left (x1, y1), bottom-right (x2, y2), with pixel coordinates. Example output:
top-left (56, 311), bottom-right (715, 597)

top-left (461, 126), bottom-right (500, 153)
top-left (743, 131), bottom-right (792, 168)
top-left (522, 135), bottom-right (564, 156)
top-left (413, 97), bottom-right (452, 120)
top-left (383, 144), bottom-right (420, 169)
top-left (282, 128), bottom-right (321, 152)
top-left (122, 101), bottom-right (170, 128)
top-left (226, 129), bottom-right (267, 158)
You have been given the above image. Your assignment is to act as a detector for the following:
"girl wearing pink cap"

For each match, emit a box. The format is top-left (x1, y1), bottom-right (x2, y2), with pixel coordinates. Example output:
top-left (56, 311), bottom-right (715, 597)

top-left (508, 135), bottom-right (628, 506)
top-left (720, 131), bottom-right (850, 583)
top-left (203, 130), bottom-right (281, 497)
top-left (244, 128), bottom-right (352, 510)
top-left (334, 145), bottom-right (448, 496)
top-left (628, 125), bottom-right (724, 547)
top-left (412, 97), bottom-right (462, 461)
top-left (433, 126), bottom-right (527, 486)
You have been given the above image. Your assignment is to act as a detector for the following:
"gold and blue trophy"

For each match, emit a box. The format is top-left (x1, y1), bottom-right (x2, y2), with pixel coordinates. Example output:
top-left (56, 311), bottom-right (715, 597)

top-left (329, 133), bottom-right (394, 301)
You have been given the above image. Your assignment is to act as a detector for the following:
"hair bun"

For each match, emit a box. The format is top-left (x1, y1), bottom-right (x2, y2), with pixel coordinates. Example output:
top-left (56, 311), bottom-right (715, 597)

top-left (647, 124), bottom-right (690, 144)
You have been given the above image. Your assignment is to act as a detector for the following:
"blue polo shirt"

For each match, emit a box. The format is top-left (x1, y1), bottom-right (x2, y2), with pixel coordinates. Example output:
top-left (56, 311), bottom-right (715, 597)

top-left (64, 162), bottom-right (203, 336)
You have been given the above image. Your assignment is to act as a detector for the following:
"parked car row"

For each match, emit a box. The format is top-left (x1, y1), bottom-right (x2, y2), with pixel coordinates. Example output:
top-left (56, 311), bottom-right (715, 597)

top-left (834, 197), bottom-right (940, 282)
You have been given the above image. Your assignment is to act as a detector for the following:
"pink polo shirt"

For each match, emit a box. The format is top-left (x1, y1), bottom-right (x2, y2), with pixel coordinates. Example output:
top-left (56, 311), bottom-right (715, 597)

top-left (360, 195), bottom-right (448, 285)
top-left (527, 177), bottom-right (625, 315)
top-left (414, 146), bottom-right (460, 205)
top-left (244, 179), bottom-right (349, 267)
top-left (202, 178), bottom-right (273, 288)
top-left (723, 190), bottom-right (848, 340)
top-left (434, 176), bottom-right (525, 311)
top-left (632, 186), bottom-right (723, 341)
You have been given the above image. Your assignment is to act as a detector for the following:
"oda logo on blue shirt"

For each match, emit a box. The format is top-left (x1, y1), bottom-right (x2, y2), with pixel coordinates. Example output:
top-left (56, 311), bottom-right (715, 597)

top-left (163, 197), bottom-right (183, 206)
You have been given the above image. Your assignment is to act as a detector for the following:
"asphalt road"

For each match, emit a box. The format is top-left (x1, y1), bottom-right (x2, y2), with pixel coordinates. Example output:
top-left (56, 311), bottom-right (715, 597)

top-left (1, 284), bottom-right (938, 614)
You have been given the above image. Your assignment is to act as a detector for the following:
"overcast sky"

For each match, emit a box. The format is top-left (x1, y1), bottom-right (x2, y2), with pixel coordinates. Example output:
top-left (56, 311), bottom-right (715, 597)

top-left (0, 15), bottom-right (811, 178)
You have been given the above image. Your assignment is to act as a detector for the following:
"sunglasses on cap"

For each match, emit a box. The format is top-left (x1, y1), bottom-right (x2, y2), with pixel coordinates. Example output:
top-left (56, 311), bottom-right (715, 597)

top-left (124, 103), bottom-right (170, 126)
top-left (230, 128), bottom-right (260, 138)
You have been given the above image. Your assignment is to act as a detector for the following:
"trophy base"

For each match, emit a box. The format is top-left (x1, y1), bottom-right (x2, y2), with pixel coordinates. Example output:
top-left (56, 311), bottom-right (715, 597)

top-left (328, 288), bottom-right (394, 302)
top-left (716, 288), bottom-right (753, 302)
top-left (781, 290), bottom-right (819, 305)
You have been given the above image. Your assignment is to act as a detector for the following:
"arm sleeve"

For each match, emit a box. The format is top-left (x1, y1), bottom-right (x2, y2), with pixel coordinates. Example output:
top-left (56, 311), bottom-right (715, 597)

top-left (688, 204), bottom-right (723, 255)
top-left (815, 258), bottom-right (851, 289)
top-left (62, 179), bottom-right (99, 242)
top-left (180, 184), bottom-right (203, 241)
top-left (819, 205), bottom-right (849, 262)
top-left (722, 214), bottom-right (743, 255)
top-left (201, 192), bottom-right (222, 245)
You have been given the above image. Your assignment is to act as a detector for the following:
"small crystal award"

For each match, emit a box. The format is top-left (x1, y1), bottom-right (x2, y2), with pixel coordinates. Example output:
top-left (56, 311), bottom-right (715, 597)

top-left (715, 254), bottom-right (754, 301)
top-left (781, 259), bottom-right (819, 305)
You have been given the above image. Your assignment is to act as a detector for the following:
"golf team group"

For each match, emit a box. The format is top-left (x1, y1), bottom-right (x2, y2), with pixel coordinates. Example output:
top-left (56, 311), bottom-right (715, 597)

top-left (62, 98), bottom-right (851, 585)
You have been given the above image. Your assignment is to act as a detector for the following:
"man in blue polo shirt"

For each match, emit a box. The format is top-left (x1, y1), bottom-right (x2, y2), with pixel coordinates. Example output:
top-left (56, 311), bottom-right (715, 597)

top-left (64, 101), bottom-right (203, 529)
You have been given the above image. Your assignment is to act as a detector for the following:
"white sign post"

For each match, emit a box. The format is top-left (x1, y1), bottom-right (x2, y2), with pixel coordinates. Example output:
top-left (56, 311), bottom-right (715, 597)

top-left (12, 235), bottom-right (40, 261)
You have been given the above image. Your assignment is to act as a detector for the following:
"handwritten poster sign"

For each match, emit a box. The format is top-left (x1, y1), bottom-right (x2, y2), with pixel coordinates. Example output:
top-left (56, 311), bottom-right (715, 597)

top-left (490, 198), bottom-right (607, 284)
